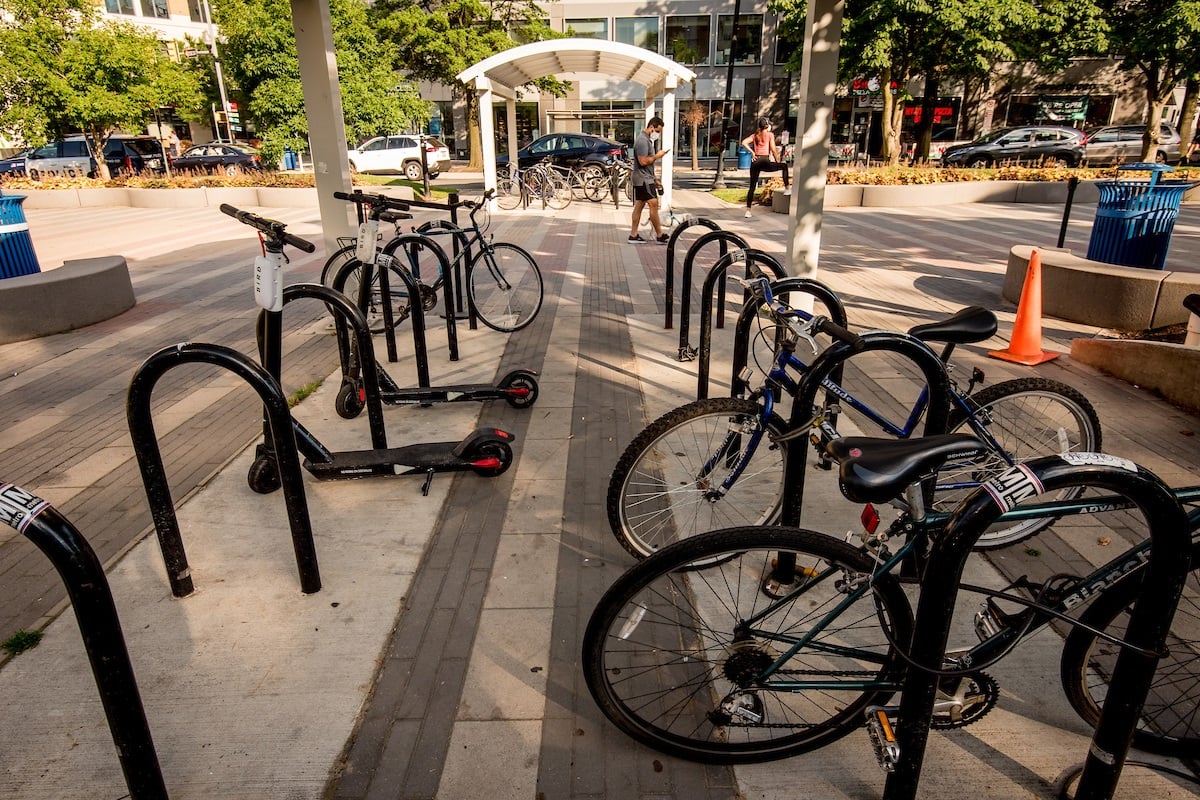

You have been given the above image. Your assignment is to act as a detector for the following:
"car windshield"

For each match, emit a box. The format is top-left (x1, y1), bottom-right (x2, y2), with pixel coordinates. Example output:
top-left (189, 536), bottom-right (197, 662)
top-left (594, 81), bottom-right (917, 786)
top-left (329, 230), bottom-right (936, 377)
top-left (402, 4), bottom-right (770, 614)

top-left (125, 139), bottom-right (163, 156)
top-left (971, 129), bottom-right (1013, 145)
top-left (426, 137), bottom-right (447, 149)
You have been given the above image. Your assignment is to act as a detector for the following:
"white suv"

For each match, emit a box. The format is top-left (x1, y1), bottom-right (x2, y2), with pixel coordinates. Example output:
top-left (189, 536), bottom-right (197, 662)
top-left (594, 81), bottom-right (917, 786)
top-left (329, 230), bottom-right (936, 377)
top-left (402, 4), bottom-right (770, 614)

top-left (347, 135), bottom-right (451, 180)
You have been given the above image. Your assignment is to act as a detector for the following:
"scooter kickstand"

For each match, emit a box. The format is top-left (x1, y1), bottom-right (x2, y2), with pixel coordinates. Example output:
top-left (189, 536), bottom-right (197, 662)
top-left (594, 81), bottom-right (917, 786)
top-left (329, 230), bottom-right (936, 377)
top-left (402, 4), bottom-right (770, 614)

top-left (420, 468), bottom-right (435, 496)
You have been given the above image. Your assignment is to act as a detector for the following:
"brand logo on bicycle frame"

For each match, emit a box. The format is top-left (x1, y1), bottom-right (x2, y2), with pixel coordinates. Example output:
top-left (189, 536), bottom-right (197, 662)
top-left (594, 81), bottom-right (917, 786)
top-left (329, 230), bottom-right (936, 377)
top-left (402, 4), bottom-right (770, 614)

top-left (983, 464), bottom-right (1044, 512)
top-left (1063, 549), bottom-right (1151, 610)
top-left (0, 483), bottom-right (50, 534)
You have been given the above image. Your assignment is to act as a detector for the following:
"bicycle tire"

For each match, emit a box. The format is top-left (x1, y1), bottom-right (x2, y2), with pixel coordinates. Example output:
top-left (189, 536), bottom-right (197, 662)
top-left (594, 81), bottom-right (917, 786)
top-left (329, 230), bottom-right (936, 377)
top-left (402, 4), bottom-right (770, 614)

top-left (572, 165), bottom-right (604, 200)
top-left (1059, 539), bottom-right (1200, 756)
top-left (583, 171), bottom-right (609, 203)
top-left (543, 172), bottom-right (572, 210)
top-left (320, 243), bottom-right (359, 288)
top-left (495, 176), bottom-right (523, 210)
top-left (607, 397), bottom-right (791, 560)
top-left (467, 242), bottom-right (543, 332)
top-left (582, 525), bottom-right (913, 764)
top-left (327, 258), bottom-right (412, 335)
top-left (940, 377), bottom-right (1102, 548)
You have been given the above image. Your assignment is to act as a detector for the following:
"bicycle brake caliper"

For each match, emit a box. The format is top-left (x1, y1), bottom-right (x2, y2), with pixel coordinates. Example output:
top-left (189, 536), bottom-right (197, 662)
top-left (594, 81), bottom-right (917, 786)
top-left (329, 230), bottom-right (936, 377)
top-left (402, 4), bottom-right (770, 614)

top-left (865, 706), bottom-right (901, 772)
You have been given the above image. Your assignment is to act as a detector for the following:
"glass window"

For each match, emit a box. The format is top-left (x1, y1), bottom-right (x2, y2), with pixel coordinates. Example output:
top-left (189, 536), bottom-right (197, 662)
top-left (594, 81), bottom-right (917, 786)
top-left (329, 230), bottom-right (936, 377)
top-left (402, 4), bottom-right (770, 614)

top-left (187, 0), bottom-right (204, 22)
top-left (31, 144), bottom-right (58, 159)
top-left (362, 138), bottom-right (387, 152)
top-left (64, 140), bottom-right (90, 157)
top-left (105, 0), bottom-right (135, 14)
top-left (140, 0), bottom-right (169, 18)
top-left (716, 14), bottom-right (764, 66)
top-left (1090, 130), bottom-right (1117, 143)
top-left (615, 17), bottom-right (658, 53)
top-left (566, 18), bottom-right (607, 39)
top-left (665, 15), bottom-right (710, 66)
top-left (529, 136), bottom-right (556, 154)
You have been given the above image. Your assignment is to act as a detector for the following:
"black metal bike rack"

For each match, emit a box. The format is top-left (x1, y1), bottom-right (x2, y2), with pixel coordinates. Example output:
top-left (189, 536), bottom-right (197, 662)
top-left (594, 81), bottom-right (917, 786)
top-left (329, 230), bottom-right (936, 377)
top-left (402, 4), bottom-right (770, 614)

top-left (0, 482), bottom-right (168, 799)
top-left (675, 229), bottom-right (750, 361)
top-left (883, 457), bottom-right (1192, 800)
top-left (694, 248), bottom-right (787, 399)
top-left (128, 342), bottom-right (320, 598)
top-left (401, 192), bottom-right (475, 326)
top-left (663, 216), bottom-right (722, 331)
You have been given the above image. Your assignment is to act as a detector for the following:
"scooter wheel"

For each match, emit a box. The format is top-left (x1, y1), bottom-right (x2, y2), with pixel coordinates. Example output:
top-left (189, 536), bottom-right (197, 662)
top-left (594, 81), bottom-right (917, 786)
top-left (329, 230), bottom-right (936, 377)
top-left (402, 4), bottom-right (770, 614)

top-left (247, 456), bottom-right (281, 494)
top-left (470, 441), bottom-right (513, 477)
top-left (502, 373), bottom-right (539, 409)
top-left (335, 381), bottom-right (365, 419)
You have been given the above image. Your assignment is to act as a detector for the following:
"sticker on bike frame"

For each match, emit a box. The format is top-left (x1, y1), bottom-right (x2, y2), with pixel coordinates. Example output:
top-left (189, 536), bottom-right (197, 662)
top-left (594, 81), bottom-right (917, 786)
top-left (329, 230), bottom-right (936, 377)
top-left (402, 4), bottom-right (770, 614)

top-left (1059, 452), bottom-right (1138, 472)
top-left (0, 483), bottom-right (50, 535)
top-left (982, 463), bottom-right (1045, 512)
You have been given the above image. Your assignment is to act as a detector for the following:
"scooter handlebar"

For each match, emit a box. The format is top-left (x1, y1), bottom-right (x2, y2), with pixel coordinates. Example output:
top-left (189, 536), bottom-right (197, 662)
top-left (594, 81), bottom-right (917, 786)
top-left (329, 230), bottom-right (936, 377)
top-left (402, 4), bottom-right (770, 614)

top-left (219, 204), bottom-right (316, 253)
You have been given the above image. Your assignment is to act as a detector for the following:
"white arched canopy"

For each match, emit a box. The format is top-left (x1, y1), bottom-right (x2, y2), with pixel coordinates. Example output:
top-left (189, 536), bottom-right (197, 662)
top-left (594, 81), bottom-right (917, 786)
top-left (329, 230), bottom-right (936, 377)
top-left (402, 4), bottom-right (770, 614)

top-left (457, 38), bottom-right (695, 211)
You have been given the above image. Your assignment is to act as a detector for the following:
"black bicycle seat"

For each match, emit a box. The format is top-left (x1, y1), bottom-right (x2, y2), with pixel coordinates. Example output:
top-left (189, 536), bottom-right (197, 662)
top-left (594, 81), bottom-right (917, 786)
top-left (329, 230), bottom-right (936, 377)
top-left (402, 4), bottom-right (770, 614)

top-left (907, 306), bottom-right (998, 344)
top-left (827, 434), bottom-right (989, 503)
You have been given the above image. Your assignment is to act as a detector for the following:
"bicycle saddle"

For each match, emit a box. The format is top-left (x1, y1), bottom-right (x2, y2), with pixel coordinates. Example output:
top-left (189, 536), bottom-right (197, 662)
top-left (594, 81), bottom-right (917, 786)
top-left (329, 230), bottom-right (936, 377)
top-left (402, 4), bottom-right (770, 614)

top-left (907, 306), bottom-right (998, 344)
top-left (827, 434), bottom-right (989, 503)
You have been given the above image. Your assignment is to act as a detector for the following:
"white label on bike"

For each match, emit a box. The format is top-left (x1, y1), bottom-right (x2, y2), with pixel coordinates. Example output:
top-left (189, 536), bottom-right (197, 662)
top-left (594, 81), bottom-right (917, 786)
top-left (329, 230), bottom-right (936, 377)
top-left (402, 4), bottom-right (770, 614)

top-left (618, 604), bottom-right (647, 640)
top-left (254, 254), bottom-right (283, 312)
top-left (729, 249), bottom-right (747, 264)
top-left (0, 483), bottom-right (50, 534)
top-left (356, 219), bottom-right (379, 264)
top-left (376, 252), bottom-right (393, 269)
top-left (1059, 452), bottom-right (1138, 472)
top-left (982, 464), bottom-right (1045, 512)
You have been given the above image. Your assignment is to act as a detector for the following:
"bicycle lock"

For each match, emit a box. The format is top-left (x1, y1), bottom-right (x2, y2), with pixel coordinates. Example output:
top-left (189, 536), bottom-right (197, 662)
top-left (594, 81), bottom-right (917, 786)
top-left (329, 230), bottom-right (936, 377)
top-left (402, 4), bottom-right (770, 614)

top-left (883, 456), bottom-right (1191, 800)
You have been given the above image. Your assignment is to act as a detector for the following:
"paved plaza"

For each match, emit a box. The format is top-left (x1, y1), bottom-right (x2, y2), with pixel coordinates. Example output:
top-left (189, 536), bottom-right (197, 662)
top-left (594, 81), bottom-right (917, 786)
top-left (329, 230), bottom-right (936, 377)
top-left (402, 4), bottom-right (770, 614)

top-left (0, 180), bottom-right (1197, 799)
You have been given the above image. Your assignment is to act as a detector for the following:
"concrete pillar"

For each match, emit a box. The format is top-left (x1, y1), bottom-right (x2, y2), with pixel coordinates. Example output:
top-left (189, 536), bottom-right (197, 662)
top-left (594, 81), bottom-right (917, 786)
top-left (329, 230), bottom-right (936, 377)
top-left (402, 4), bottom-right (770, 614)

top-left (288, 0), bottom-right (354, 254)
top-left (506, 99), bottom-right (519, 174)
top-left (661, 82), bottom-right (677, 214)
top-left (786, 0), bottom-right (844, 279)
top-left (478, 85), bottom-right (497, 205)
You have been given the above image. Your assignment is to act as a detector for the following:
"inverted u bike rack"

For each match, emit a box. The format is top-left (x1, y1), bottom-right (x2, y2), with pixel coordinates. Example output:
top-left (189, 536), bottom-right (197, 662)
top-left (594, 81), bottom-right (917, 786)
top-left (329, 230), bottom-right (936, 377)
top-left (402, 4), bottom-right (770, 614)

top-left (128, 342), bottom-right (320, 598)
top-left (883, 457), bottom-right (1192, 800)
top-left (1, 482), bottom-right (167, 799)
top-left (663, 216), bottom-right (722, 331)
top-left (675, 229), bottom-right (750, 361)
top-left (694, 248), bottom-right (787, 400)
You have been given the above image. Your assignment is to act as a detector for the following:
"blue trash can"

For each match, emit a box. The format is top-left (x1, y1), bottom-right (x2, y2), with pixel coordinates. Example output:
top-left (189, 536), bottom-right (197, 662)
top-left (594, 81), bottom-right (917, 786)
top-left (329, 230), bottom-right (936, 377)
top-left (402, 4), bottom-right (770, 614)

top-left (1086, 163), bottom-right (1195, 270)
top-left (0, 192), bottom-right (40, 279)
top-left (282, 150), bottom-right (298, 170)
top-left (737, 145), bottom-right (753, 170)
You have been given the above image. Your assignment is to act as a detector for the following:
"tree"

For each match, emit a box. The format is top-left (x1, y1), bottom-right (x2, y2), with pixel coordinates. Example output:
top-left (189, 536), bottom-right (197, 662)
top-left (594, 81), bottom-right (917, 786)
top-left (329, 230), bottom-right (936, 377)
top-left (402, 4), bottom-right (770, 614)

top-left (0, 0), bottom-right (202, 179)
top-left (215, 0), bottom-right (429, 163)
top-left (670, 37), bottom-right (708, 171)
top-left (373, 0), bottom-right (564, 168)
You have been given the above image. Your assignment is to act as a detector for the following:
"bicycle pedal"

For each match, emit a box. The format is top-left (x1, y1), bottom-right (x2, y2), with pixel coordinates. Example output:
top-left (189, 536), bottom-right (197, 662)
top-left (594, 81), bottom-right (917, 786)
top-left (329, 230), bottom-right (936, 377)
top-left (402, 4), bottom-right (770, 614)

top-left (865, 706), bottom-right (901, 773)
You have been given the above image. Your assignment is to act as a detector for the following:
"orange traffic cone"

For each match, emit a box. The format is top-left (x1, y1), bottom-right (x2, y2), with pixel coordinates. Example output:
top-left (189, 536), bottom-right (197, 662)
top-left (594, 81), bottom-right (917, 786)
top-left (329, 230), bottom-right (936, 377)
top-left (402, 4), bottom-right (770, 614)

top-left (989, 248), bottom-right (1059, 365)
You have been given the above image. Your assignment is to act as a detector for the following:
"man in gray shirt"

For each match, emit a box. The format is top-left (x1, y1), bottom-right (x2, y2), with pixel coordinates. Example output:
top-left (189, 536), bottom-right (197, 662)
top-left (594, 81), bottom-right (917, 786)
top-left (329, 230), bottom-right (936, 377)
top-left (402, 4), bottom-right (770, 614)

top-left (629, 116), bottom-right (670, 243)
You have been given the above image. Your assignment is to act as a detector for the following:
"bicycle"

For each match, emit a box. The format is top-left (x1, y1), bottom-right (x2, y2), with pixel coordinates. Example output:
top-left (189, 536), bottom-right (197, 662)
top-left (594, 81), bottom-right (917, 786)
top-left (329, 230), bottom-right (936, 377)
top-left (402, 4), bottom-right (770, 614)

top-left (584, 159), bottom-right (635, 207)
top-left (495, 159), bottom-right (572, 211)
top-left (584, 432), bottom-right (1200, 765)
top-left (320, 190), bottom-right (544, 333)
top-left (607, 275), bottom-right (1101, 557)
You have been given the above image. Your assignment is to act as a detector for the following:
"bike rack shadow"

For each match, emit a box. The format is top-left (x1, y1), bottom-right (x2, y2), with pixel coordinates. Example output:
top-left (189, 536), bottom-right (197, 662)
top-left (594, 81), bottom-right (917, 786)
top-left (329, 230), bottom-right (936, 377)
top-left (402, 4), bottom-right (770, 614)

top-left (694, 248), bottom-right (787, 400)
top-left (675, 229), bottom-right (750, 361)
top-left (663, 216), bottom-right (722, 331)
top-left (128, 342), bottom-right (320, 598)
top-left (883, 457), bottom-right (1192, 800)
top-left (1, 483), bottom-right (168, 799)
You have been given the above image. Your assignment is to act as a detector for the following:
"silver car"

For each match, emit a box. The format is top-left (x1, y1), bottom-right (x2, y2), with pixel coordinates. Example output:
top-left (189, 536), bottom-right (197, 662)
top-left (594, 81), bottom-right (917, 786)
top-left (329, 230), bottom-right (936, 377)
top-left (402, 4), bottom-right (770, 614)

top-left (1084, 124), bottom-right (1182, 165)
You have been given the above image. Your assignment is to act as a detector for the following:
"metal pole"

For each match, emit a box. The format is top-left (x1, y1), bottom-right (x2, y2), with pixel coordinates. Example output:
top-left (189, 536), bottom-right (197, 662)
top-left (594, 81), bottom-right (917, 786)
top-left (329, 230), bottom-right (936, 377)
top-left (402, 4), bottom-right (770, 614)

top-left (710, 0), bottom-right (743, 190)
top-left (202, 0), bottom-right (234, 143)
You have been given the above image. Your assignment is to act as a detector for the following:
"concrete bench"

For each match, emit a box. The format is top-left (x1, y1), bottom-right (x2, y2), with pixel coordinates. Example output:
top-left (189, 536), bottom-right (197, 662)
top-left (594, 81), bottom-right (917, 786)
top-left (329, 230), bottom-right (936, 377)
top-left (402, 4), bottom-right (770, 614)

top-left (0, 256), bottom-right (134, 344)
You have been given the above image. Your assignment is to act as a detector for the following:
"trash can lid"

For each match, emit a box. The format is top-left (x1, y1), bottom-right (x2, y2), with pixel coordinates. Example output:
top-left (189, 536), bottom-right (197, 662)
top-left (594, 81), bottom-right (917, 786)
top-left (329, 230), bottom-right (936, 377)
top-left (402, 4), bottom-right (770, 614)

top-left (1116, 162), bottom-right (1174, 186)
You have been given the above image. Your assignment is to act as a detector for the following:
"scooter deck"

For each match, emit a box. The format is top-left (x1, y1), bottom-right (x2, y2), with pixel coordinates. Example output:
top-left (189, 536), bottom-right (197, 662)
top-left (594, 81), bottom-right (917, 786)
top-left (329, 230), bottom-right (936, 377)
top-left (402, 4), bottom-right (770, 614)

top-left (304, 443), bottom-right (477, 479)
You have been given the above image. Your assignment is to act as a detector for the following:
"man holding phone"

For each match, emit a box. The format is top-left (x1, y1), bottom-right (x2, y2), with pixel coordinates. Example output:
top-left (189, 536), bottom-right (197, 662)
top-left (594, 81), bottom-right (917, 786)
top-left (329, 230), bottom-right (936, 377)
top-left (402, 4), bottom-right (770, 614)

top-left (629, 116), bottom-right (671, 243)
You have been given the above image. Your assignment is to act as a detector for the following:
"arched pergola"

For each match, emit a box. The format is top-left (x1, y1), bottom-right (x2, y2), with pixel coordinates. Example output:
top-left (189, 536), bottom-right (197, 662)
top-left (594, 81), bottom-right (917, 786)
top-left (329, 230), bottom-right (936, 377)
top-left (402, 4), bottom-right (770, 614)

top-left (457, 39), bottom-right (696, 211)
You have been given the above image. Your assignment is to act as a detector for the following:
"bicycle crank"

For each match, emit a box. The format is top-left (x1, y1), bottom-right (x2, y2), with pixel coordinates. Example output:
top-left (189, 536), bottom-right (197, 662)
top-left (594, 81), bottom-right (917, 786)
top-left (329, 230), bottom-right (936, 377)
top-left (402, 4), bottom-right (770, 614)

top-left (930, 671), bottom-right (999, 729)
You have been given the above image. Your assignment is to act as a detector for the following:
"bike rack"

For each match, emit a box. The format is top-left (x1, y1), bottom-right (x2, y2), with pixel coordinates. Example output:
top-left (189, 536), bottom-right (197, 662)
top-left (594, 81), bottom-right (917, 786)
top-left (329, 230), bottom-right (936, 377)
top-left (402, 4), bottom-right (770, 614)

top-left (128, 342), bottom-right (320, 598)
top-left (729, 276), bottom-right (849, 399)
top-left (676, 229), bottom-right (750, 361)
top-left (398, 192), bottom-right (473, 324)
top-left (695, 248), bottom-right (787, 400)
top-left (663, 216), bottom-right (722, 331)
top-left (0, 483), bottom-right (168, 799)
top-left (883, 457), bottom-right (1192, 800)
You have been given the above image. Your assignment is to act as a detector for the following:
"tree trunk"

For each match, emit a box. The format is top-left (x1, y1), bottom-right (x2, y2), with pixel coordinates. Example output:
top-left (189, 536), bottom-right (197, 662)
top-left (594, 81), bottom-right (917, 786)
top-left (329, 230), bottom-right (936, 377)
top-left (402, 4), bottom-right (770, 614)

top-left (1141, 67), bottom-right (1170, 162)
top-left (915, 74), bottom-right (939, 163)
top-left (691, 122), bottom-right (699, 171)
top-left (465, 90), bottom-right (482, 171)
top-left (1177, 77), bottom-right (1198, 163)
top-left (880, 67), bottom-right (903, 165)
top-left (87, 127), bottom-right (112, 181)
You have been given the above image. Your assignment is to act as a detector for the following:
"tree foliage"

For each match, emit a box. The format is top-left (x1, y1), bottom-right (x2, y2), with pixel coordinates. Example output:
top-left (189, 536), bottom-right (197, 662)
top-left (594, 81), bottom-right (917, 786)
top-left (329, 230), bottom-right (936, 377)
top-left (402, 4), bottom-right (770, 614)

top-left (0, 0), bottom-right (202, 178)
top-left (215, 0), bottom-right (428, 163)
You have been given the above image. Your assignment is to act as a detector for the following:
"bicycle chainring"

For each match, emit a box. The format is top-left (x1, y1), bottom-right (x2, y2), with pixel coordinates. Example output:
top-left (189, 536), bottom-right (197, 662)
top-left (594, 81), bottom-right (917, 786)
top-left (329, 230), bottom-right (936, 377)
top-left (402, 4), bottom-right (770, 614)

top-left (930, 671), bottom-right (999, 729)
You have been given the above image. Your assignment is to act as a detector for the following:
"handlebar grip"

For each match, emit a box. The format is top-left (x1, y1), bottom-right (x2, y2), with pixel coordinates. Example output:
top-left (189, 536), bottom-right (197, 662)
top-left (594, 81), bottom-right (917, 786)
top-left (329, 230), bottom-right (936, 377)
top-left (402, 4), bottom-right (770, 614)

top-left (333, 190), bottom-right (360, 202)
top-left (818, 318), bottom-right (865, 352)
top-left (483, 188), bottom-right (495, 200)
top-left (219, 203), bottom-right (242, 219)
top-left (283, 232), bottom-right (316, 253)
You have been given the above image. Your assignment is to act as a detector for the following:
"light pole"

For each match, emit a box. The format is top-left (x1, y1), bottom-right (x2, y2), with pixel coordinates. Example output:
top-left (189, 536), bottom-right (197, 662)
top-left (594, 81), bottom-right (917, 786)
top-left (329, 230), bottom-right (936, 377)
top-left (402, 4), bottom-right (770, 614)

top-left (710, 0), bottom-right (743, 190)
top-left (201, 0), bottom-right (234, 143)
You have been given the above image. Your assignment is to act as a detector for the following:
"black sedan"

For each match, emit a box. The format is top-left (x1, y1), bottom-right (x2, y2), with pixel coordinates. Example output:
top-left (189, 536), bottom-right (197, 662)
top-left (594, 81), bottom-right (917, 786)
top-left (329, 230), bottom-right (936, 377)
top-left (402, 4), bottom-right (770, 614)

top-left (497, 133), bottom-right (628, 172)
top-left (171, 143), bottom-right (262, 175)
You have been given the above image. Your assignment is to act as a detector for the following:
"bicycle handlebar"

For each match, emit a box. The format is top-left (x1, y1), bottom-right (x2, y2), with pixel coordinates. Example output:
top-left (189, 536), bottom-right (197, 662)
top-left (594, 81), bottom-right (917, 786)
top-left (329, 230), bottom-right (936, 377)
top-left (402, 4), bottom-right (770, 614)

top-left (332, 190), bottom-right (412, 214)
top-left (736, 274), bottom-right (865, 352)
top-left (219, 204), bottom-right (316, 252)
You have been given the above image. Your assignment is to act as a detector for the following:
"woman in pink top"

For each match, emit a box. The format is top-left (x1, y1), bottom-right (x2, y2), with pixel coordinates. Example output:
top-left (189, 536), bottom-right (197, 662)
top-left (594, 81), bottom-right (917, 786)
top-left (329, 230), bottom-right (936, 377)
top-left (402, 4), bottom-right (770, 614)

top-left (741, 117), bottom-right (789, 217)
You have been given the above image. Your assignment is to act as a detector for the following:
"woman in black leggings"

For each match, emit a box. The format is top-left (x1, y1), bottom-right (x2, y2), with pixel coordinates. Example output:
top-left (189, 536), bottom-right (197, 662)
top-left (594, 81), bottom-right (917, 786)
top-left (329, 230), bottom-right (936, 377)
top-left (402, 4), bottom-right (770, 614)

top-left (742, 117), bottom-right (789, 218)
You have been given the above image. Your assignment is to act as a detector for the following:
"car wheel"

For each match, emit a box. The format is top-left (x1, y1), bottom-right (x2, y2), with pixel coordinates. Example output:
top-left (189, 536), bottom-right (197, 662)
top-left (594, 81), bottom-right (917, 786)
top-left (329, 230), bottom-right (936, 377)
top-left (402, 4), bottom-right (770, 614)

top-left (348, 160), bottom-right (359, 174)
top-left (403, 161), bottom-right (424, 181)
top-left (224, 164), bottom-right (241, 176)
top-left (1154, 151), bottom-right (1167, 164)
top-left (27, 169), bottom-right (39, 180)
top-left (966, 156), bottom-right (989, 168)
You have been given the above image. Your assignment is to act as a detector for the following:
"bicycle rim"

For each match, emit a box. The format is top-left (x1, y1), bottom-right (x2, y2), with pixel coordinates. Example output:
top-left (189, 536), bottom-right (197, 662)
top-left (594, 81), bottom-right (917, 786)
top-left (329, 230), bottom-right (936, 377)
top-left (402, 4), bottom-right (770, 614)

top-left (468, 244), bottom-right (543, 332)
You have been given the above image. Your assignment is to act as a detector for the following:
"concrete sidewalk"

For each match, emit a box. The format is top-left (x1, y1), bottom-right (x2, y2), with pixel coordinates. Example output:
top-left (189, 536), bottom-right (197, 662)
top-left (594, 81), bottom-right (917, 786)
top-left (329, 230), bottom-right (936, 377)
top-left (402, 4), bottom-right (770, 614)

top-left (0, 189), bottom-right (1197, 799)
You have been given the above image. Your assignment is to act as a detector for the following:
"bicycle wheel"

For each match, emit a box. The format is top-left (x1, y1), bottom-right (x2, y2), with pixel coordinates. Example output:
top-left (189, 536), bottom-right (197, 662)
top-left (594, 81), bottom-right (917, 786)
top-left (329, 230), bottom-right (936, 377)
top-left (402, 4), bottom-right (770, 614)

top-left (607, 398), bottom-right (791, 560)
top-left (320, 243), bottom-right (358, 288)
top-left (467, 242), bottom-right (543, 332)
top-left (571, 165), bottom-right (604, 201)
top-left (543, 172), bottom-right (572, 210)
top-left (939, 377), bottom-right (1102, 548)
top-left (583, 171), bottom-right (610, 203)
top-left (328, 259), bottom-right (411, 335)
top-left (495, 176), bottom-right (523, 210)
top-left (1060, 540), bottom-right (1200, 756)
top-left (582, 525), bottom-right (913, 764)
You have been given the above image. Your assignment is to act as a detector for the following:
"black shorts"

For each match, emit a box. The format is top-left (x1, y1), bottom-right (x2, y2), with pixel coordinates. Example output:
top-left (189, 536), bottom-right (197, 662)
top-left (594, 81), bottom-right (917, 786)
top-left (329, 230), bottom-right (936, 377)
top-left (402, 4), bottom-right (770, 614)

top-left (634, 183), bottom-right (660, 202)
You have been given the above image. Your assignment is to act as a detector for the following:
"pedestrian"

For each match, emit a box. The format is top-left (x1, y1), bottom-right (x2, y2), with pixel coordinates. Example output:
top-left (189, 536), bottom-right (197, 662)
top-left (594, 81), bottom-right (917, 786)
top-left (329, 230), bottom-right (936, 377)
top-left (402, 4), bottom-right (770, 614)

top-left (741, 117), bottom-right (789, 218)
top-left (166, 129), bottom-right (180, 158)
top-left (629, 116), bottom-right (671, 244)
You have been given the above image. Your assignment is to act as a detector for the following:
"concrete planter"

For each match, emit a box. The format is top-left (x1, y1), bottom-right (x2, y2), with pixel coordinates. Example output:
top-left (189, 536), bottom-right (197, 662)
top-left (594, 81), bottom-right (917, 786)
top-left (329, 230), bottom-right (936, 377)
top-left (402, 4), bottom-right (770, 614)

top-left (256, 187), bottom-right (318, 207)
top-left (0, 256), bottom-right (133, 344)
top-left (77, 187), bottom-right (130, 207)
top-left (204, 186), bottom-right (262, 207)
top-left (16, 189), bottom-right (83, 209)
top-left (128, 187), bottom-right (207, 208)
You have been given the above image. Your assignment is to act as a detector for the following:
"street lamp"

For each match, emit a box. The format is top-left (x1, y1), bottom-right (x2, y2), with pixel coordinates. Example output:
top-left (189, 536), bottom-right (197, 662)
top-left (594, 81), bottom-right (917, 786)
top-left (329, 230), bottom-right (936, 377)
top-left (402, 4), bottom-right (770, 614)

top-left (201, 0), bottom-right (234, 143)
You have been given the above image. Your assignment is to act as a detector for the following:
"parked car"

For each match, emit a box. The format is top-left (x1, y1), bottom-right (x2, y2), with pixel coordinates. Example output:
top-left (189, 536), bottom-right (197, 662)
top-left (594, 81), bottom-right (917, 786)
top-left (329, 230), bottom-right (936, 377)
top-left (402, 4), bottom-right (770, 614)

top-left (0, 149), bottom-right (31, 175)
top-left (941, 126), bottom-right (1085, 168)
top-left (1084, 123), bottom-right (1182, 165)
top-left (24, 135), bottom-right (166, 179)
top-left (171, 143), bottom-right (262, 175)
top-left (347, 135), bottom-right (450, 180)
top-left (926, 128), bottom-right (973, 162)
top-left (497, 133), bottom-right (629, 173)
